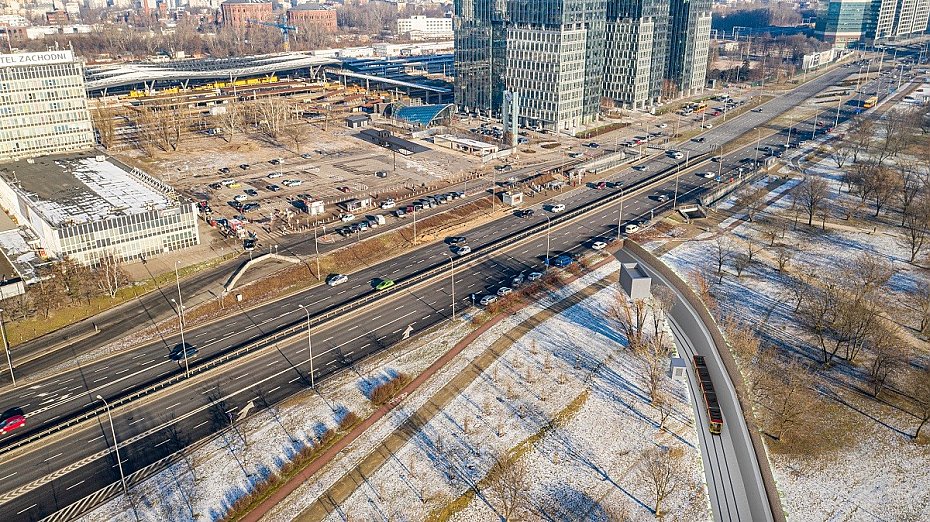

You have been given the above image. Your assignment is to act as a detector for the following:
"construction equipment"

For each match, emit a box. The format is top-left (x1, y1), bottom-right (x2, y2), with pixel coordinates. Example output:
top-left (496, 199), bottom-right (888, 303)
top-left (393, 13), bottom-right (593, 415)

top-left (246, 19), bottom-right (298, 52)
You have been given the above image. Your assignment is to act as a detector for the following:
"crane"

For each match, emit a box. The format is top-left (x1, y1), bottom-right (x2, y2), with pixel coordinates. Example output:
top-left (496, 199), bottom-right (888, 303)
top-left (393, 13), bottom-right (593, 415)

top-left (246, 19), bottom-right (298, 52)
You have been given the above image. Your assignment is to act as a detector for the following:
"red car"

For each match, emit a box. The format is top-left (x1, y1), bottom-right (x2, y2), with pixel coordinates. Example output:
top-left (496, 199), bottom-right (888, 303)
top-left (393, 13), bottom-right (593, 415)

top-left (0, 407), bottom-right (25, 435)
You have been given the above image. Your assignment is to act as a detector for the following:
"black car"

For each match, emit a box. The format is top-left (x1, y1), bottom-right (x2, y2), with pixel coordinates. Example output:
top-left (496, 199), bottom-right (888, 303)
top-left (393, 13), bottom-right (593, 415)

top-left (241, 202), bottom-right (261, 212)
top-left (239, 164), bottom-right (250, 170)
top-left (209, 182), bottom-right (223, 190)
top-left (519, 209), bottom-right (535, 218)
top-left (266, 184), bottom-right (281, 192)
top-left (169, 342), bottom-right (198, 362)
top-left (447, 236), bottom-right (467, 244)
top-left (693, 137), bottom-right (706, 143)
top-left (243, 239), bottom-right (256, 251)
top-left (218, 167), bottom-right (231, 174)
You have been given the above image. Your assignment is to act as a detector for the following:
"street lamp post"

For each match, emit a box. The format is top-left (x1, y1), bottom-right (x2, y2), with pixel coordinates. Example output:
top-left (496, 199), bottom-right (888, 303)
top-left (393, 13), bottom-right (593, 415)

top-left (173, 261), bottom-right (189, 378)
top-left (298, 305), bottom-right (314, 388)
top-left (753, 127), bottom-right (761, 164)
top-left (442, 253), bottom-right (456, 320)
top-left (313, 225), bottom-right (321, 281)
top-left (673, 163), bottom-right (681, 209)
top-left (811, 111), bottom-right (819, 141)
top-left (96, 395), bottom-right (128, 496)
top-left (0, 309), bottom-right (13, 387)
top-left (616, 188), bottom-right (624, 241)
top-left (412, 206), bottom-right (417, 245)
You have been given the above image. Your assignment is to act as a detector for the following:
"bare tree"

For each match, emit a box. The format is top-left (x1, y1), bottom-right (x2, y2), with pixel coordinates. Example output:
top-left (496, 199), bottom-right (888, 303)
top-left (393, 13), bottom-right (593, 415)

top-left (733, 253), bottom-right (751, 278)
top-left (483, 455), bottom-right (531, 520)
top-left (755, 356), bottom-right (816, 441)
top-left (282, 106), bottom-right (308, 152)
top-left (866, 325), bottom-right (905, 398)
top-left (744, 235), bottom-right (761, 264)
top-left (611, 297), bottom-right (649, 350)
top-left (95, 254), bottom-right (129, 298)
top-left (864, 166), bottom-right (899, 217)
top-left (842, 116), bottom-right (874, 165)
top-left (653, 384), bottom-right (675, 431)
top-left (639, 446), bottom-right (682, 517)
top-left (648, 286), bottom-right (675, 345)
top-left (899, 196), bottom-right (929, 264)
top-left (907, 280), bottom-right (930, 335)
top-left (775, 247), bottom-right (793, 272)
top-left (908, 364), bottom-right (930, 441)
top-left (637, 334), bottom-right (672, 403)
top-left (828, 141), bottom-right (852, 169)
top-left (797, 177), bottom-right (829, 227)
top-left (93, 105), bottom-right (117, 149)
top-left (713, 236), bottom-right (733, 283)
top-left (896, 162), bottom-right (925, 227)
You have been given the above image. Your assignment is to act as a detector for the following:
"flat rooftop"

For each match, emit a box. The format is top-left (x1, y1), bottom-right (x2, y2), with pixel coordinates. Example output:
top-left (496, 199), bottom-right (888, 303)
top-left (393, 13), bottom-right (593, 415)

top-left (0, 153), bottom-right (171, 227)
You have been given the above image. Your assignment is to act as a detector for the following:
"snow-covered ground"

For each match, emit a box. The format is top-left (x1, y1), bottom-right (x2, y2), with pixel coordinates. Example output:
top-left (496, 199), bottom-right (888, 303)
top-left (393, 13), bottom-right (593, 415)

top-left (310, 272), bottom-right (708, 522)
top-left (657, 150), bottom-right (930, 520)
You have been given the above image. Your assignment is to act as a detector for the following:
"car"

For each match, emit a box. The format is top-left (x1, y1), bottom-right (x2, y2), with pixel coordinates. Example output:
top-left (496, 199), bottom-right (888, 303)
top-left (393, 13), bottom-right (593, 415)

top-left (711, 156), bottom-right (722, 162)
top-left (591, 241), bottom-right (607, 250)
top-left (244, 189), bottom-right (258, 197)
top-left (243, 239), bottom-right (256, 251)
top-left (326, 274), bottom-right (349, 287)
top-left (357, 221), bottom-right (369, 231)
top-left (381, 200), bottom-right (396, 210)
top-left (751, 108), bottom-right (763, 113)
top-left (266, 184), bottom-right (281, 192)
top-left (375, 279), bottom-right (395, 291)
top-left (595, 181), bottom-right (608, 190)
top-left (550, 203), bottom-right (566, 213)
top-left (447, 236), bottom-right (467, 244)
top-left (667, 151), bottom-right (684, 159)
top-left (624, 223), bottom-right (640, 234)
top-left (549, 255), bottom-right (573, 268)
top-left (633, 165), bottom-right (648, 171)
top-left (337, 186), bottom-right (351, 193)
top-left (693, 137), bottom-right (706, 143)
top-left (658, 123), bottom-right (668, 128)
top-left (219, 167), bottom-right (231, 174)
top-left (656, 193), bottom-right (670, 203)
top-left (0, 407), bottom-right (25, 435)
top-left (209, 182), bottom-right (223, 190)
top-left (703, 171), bottom-right (716, 179)
top-left (568, 151), bottom-right (584, 158)
top-left (169, 342), bottom-right (198, 362)
top-left (376, 171), bottom-right (388, 178)
top-left (341, 213), bottom-right (355, 222)
top-left (497, 286), bottom-right (513, 297)
top-left (479, 295), bottom-right (498, 306)
top-left (455, 245), bottom-right (472, 256)
top-left (703, 124), bottom-right (714, 129)
top-left (301, 153), bottom-right (313, 159)
top-left (282, 179), bottom-right (303, 187)
top-left (233, 194), bottom-right (248, 202)
top-left (269, 158), bottom-right (282, 165)
top-left (267, 172), bottom-right (284, 179)
top-left (586, 142), bottom-right (600, 148)
top-left (518, 208), bottom-right (535, 218)
top-left (511, 274), bottom-right (524, 286)
top-left (394, 209), bottom-right (406, 218)
top-left (239, 164), bottom-right (250, 170)
top-left (527, 272), bottom-right (543, 282)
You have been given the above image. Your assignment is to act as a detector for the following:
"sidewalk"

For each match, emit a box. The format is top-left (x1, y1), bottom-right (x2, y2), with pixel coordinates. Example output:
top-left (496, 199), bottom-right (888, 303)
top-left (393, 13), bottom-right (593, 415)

top-left (240, 255), bottom-right (619, 522)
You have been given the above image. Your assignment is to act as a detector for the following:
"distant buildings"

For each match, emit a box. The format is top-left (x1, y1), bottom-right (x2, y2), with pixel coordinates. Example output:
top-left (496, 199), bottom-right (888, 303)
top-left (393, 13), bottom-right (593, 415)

top-left (397, 15), bottom-right (453, 39)
top-left (816, 0), bottom-right (930, 46)
top-left (0, 50), bottom-right (94, 162)
top-left (286, 4), bottom-right (337, 33)
top-left (454, 0), bottom-right (713, 130)
top-left (220, 0), bottom-right (273, 30)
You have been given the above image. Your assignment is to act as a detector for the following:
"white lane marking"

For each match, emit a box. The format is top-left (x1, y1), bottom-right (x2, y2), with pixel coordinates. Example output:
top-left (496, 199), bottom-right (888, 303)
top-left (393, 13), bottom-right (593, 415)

top-left (267, 360), bottom-right (278, 367)
top-left (165, 402), bottom-right (181, 410)
top-left (154, 439), bottom-right (170, 447)
top-left (289, 376), bottom-right (302, 383)
top-left (128, 417), bottom-right (145, 426)
top-left (193, 421), bottom-right (208, 429)
top-left (17, 504), bottom-right (36, 515)
top-left (268, 386), bottom-right (281, 394)
top-left (66, 480), bottom-right (85, 491)
top-left (235, 373), bottom-right (249, 380)
top-left (44, 452), bottom-right (63, 462)
top-left (87, 435), bottom-right (105, 443)
top-left (0, 472), bottom-right (16, 481)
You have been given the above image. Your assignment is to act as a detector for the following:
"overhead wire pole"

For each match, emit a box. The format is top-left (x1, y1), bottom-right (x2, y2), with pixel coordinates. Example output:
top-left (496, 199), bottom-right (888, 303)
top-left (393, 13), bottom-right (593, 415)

top-left (544, 214), bottom-right (552, 266)
top-left (442, 253), bottom-right (456, 320)
top-left (616, 187), bottom-right (624, 241)
top-left (298, 305), bottom-right (314, 388)
top-left (174, 260), bottom-right (189, 378)
top-left (96, 395), bottom-right (129, 498)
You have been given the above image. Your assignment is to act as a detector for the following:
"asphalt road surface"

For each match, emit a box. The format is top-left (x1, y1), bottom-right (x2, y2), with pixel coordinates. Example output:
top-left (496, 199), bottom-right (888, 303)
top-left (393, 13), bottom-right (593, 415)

top-left (0, 63), bottom-right (888, 520)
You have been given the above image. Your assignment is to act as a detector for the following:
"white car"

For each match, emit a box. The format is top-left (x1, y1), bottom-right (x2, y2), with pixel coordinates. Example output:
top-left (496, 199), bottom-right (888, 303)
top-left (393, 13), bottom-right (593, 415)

top-left (326, 274), bottom-right (348, 287)
top-left (703, 171), bottom-right (716, 179)
top-left (658, 123), bottom-right (668, 128)
top-left (527, 272), bottom-right (543, 282)
top-left (341, 213), bottom-right (355, 223)
top-left (591, 241), bottom-right (607, 250)
top-left (624, 223), bottom-right (640, 234)
top-left (550, 203), bottom-right (566, 213)
top-left (479, 295), bottom-right (498, 306)
top-left (233, 194), bottom-right (248, 202)
top-left (282, 179), bottom-right (302, 187)
top-left (381, 200), bottom-right (396, 210)
top-left (267, 172), bottom-right (284, 179)
top-left (671, 152), bottom-right (684, 160)
top-left (455, 245), bottom-right (472, 256)
top-left (496, 287), bottom-right (513, 297)
top-left (703, 124), bottom-right (714, 129)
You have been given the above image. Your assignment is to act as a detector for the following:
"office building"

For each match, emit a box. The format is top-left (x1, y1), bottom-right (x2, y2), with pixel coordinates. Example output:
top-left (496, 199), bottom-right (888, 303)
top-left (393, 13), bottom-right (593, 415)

top-left (455, 0), bottom-right (606, 133)
top-left (603, 0), bottom-right (669, 109)
top-left (667, 0), bottom-right (712, 98)
top-left (0, 153), bottom-right (200, 266)
top-left (0, 50), bottom-right (94, 163)
top-left (874, 0), bottom-right (930, 40)
top-left (815, 0), bottom-right (873, 47)
top-left (397, 15), bottom-right (453, 39)
top-left (454, 0), bottom-right (713, 130)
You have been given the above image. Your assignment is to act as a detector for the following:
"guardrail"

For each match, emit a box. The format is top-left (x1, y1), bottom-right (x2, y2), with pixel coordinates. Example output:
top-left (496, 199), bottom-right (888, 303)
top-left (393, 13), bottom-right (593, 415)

top-left (0, 152), bottom-right (710, 457)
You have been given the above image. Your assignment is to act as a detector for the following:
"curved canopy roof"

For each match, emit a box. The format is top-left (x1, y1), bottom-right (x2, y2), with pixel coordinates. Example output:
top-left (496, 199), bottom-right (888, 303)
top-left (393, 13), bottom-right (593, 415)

top-left (393, 104), bottom-right (455, 127)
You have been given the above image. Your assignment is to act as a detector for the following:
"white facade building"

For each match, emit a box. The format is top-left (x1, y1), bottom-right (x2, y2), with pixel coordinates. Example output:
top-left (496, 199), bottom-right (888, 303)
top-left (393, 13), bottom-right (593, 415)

top-left (0, 154), bottom-right (200, 266)
top-left (397, 15), bottom-right (453, 39)
top-left (0, 50), bottom-right (94, 162)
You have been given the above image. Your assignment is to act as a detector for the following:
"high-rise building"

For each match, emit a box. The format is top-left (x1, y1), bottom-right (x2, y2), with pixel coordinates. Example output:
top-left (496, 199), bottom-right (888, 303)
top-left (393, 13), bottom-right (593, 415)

top-left (874, 0), bottom-right (930, 40)
top-left (0, 50), bottom-right (94, 162)
top-left (455, 0), bottom-right (606, 133)
top-left (603, 0), bottom-right (669, 110)
top-left (815, 0), bottom-right (873, 47)
top-left (666, 0), bottom-right (712, 98)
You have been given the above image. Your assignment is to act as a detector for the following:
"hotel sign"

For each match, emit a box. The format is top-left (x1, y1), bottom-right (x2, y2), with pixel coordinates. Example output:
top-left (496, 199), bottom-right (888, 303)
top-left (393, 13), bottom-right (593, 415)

top-left (0, 50), bottom-right (74, 68)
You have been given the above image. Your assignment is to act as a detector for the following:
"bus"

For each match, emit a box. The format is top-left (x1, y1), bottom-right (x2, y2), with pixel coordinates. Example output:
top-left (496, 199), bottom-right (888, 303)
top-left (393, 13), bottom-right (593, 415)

top-left (862, 96), bottom-right (878, 109)
top-left (693, 101), bottom-right (708, 113)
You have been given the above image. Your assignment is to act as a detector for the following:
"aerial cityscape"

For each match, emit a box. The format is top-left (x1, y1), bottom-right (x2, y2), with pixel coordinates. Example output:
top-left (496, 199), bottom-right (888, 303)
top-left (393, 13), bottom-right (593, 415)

top-left (0, 0), bottom-right (927, 520)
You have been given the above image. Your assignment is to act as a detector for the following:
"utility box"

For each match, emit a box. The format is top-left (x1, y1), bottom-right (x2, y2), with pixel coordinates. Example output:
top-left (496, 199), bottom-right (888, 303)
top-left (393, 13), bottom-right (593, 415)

top-left (620, 262), bottom-right (652, 299)
top-left (502, 190), bottom-right (523, 206)
top-left (669, 356), bottom-right (687, 383)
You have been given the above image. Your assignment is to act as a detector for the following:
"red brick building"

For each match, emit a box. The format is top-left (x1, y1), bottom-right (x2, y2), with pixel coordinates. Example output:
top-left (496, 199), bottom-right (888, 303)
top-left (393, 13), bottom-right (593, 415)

top-left (286, 4), bottom-right (337, 33)
top-left (45, 10), bottom-right (70, 26)
top-left (221, 0), bottom-right (272, 30)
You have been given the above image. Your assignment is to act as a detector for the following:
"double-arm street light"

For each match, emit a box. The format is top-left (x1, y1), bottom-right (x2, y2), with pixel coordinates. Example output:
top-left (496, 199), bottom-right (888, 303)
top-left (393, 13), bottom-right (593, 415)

top-left (298, 304), bottom-right (315, 389)
top-left (442, 253), bottom-right (456, 320)
top-left (96, 394), bottom-right (129, 497)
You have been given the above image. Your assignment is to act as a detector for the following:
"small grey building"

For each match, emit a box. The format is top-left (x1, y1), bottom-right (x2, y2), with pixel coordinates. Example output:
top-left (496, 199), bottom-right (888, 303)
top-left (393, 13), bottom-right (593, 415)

top-left (345, 114), bottom-right (371, 129)
top-left (620, 262), bottom-right (652, 299)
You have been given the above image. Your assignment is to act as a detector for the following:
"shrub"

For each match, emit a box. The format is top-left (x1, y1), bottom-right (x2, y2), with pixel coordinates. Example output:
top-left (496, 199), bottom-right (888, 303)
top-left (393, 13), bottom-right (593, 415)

top-left (369, 372), bottom-right (412, 406)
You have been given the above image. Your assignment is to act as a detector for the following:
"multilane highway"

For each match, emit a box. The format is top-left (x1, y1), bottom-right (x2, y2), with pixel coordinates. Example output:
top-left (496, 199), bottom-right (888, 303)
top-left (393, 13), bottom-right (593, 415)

top-left (0, 63), bottom-right (885, 520)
